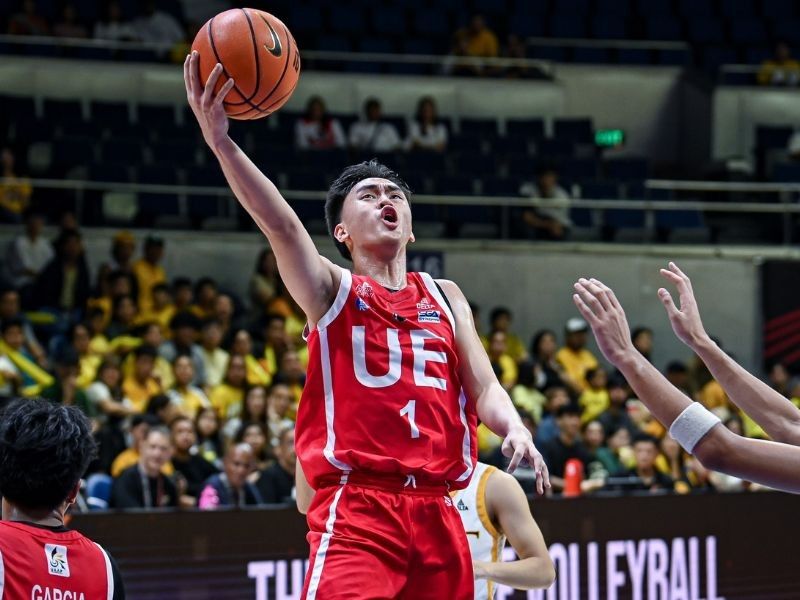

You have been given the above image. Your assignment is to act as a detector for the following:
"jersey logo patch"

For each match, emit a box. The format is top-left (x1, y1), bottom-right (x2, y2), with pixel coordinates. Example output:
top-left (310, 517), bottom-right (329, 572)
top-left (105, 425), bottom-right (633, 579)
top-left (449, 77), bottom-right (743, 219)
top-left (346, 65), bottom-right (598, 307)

top-left (356, 282), bottom-right (374, 299)
top-left (45, 544), bottom-right (70, 577)
top-left (418, 310), bottom-right (440, 323)
top-left (355, 297), bottom-right (370, 311)
top-left (457, 498), bottom-right (468, 511)
top-left (443, 496), bottom-right (453, 507)
top-left (416, 298), bottom-right (434, 310)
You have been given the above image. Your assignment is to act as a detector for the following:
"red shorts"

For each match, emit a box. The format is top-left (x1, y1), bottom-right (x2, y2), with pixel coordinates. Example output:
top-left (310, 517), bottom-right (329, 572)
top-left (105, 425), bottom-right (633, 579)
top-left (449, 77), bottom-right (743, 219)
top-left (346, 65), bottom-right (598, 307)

top-left (301, 472), bottom-right (474, 600)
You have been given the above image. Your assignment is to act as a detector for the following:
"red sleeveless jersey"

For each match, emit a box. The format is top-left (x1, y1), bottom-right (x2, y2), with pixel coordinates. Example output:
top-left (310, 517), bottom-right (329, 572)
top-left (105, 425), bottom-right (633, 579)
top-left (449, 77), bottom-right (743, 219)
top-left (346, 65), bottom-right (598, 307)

top-left (0, 520), bottom-right (115, 600)
top-left (296, 269), bottom-right (477, 490)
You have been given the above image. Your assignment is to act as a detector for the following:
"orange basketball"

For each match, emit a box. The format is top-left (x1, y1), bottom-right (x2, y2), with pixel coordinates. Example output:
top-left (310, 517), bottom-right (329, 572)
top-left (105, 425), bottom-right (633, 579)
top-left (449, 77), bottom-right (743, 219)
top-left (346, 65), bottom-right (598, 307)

top-left (191, 8), bottom-right (301, 120)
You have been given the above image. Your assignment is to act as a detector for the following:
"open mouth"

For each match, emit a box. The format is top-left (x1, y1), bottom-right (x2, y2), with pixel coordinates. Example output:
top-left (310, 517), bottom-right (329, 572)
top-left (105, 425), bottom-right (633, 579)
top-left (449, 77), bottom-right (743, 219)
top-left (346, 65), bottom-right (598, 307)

top-left (380, 206), bottom-right (398, 225)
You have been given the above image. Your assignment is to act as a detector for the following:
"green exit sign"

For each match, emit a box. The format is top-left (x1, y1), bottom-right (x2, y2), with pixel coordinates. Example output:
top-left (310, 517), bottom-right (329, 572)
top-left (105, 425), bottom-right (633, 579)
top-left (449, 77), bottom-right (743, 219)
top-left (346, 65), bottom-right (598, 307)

top-left (595, 129), bottom-right (625, 147)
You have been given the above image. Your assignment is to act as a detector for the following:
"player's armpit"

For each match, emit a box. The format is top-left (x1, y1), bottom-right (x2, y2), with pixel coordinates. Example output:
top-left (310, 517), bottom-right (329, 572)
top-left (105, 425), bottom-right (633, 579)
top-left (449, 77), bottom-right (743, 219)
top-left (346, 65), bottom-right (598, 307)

top-left (295, 458), bottom-right (315, 515)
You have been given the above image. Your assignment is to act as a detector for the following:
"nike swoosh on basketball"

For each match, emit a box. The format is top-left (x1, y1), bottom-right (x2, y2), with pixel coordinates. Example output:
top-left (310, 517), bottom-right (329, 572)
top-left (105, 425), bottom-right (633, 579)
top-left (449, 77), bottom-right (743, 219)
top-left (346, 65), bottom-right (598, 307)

top-left (260, 15), bottom-right (282, 57)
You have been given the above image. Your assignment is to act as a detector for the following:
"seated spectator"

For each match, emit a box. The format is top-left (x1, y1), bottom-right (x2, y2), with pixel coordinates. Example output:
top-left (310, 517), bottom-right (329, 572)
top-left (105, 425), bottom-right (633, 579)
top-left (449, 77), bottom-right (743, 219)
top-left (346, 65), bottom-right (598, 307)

top-left (249, 248), bottom-right (281, 315)
top-left (597, 375), bottom-right (636, 438)
top-left (170, 415), bottom-right (219, 506)
top-left (215, 293), bottom-right (236, 344)
top-left (0, 146), bottom-right (32, 224)
top-left (274, 349), bottom-right (306, 411)
top-left (160, 311), bottom-right (206, 386)
top-left (111, 426), bottom-right (178, 509)
top-left (105, 230), bottom-right (137, 274)
top-left (631, 326), bottom-right (654, 363)
top-left (502, 34), bottom-right (538, 79)
top-left (210, 354), bottom-right (247, 421)
top-left (627, 399), bottom-right (665, 440)
top-left (0, 288), bottom-right (46, 364)
top-left (110, 414), bottom-right (167, 477)
top-left (53, 3), bottom-right (87, 38)
top-left (133, 0), bottom-right (185, 47)
top-left (616, 434), bottom-right (674, 494)
top-left (200, 318), bottom-right (229, 388)
top-left (757, 41), bottom-right (800, 86)
top-left (121, 322), bottom-right (173, 388)
top-left (223, 384), bottom-right (267, 440)
top-left (122, 344), bottom-right (162, 413)
top-left (32, 229), bottom-right (91, 317)
top-left (7, 0), bottom-right (50, 36)
top-left (582, 420), bottom-right (613, 481)
top-left (405, 97), bottom-right (447, 153)
top-left (510, 361), bottom-right (546, 422)
top-left (349, 98), bottom-right (402, 153)
top-left (555, 317), bottom-right (598, 394)
top-left (4, 210), bottom-right (53, 291)
top-left (145, 393), bottom-right (182, 426)
top-left (235, 421), bottom-right (271, 471)
top-left (69, 322), bottom-right (101, 389)
top-left (540, 404), bottom-right (591, 493)
top-left (198, 443), bottom-right (263, 509)
top-left (87, 359), bottom-right (132, 472)
top-left (133, 236), bottom-right (166, 313)
top-left (172, 276), bottom-right (194, 314)
top-left (446, 14), bottom-right (499, 76)
top-left (266, 382), bottom-right (294, 448)
top-left (138, 283), bottom-right (175, 336)
top-left (88, 269), bottom-right (136, 330)
top-left (664, 360), bottom-right (690, 396)
top-left (260, 313), bottom-right (289, 378)
top-left (195, 407), bottom-right (223, 467)
top-left (190, 277), bottom-right (218, 320)
top-left (105, 294), bottom-right (138, 340)
top-left (604, 425), bottom-right (635, 474)
top-left (766, 360), bottom-right (791, 398)
top-left (231, 328), bottom-right (271, 386)
top-left (0, 345), bottom-right (22, 400)
top-left (1, 317), bottom-right (53, 396)
top-left (535, 385), bottom-right (570, 446)
top-left (486, 329), bottom-right (518, 391)
top-left (579, 366), bottom-right (609, 424)
top-left (488, 306), bottom-right (527, 363)
top-left (295, 96), bottom-right (346, 150)
top-left (167, 355), bottom-right (210, 418)
top-left (93, 0), bottom-right (136, 41)
top-left (39, 349), bottom-right (92, 418)
top-left (86, 308), bottom-right (111, 356)
top-left (256, 426), bottom-right (296, 504)
top-left (518, 166), bottom-right (572, 241)
top-left (529, 329), bottom-right (567, 391)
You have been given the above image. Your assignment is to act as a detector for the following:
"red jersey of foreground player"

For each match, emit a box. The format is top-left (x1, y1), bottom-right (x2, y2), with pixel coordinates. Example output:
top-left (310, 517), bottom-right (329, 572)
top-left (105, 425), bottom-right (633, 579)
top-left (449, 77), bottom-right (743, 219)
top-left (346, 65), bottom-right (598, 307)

top-left (297, 270), bottom-right (475, 488)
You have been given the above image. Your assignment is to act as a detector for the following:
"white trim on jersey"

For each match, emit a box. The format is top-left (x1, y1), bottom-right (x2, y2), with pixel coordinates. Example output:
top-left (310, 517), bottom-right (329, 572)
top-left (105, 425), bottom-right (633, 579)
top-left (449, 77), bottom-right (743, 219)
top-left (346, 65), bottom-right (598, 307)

top-left (320, 327), bottom-right (353, 472)
top-left (455, 389), bottom-right (475, 482)
top-left (0, 547), bottom-right (5, 600)
top-left (93, 543), bottom-right (114, 600)
top-left (317, 268), bottom-right (352, 330)
top-left (306, 485), bottom-right (346, 600)
top-left (419, 272), bottom-right (456, 336)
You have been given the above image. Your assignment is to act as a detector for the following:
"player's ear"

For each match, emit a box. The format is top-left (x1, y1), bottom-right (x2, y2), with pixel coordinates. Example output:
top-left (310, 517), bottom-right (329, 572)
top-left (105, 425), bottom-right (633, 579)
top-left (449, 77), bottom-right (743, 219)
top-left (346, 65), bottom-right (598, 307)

top-left (409, 229), bottom-right (415, 244)
top-left (334, 222), bottom-right (349, 244)
top-left (65, 482), bottom-right (81, 506)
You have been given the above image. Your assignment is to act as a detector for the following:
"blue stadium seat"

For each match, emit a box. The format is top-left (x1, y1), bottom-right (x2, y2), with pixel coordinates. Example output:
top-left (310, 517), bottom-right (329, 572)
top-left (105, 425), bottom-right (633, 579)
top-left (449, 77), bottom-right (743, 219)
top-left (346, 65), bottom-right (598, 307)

top-left (720, 0), bottom-right (755, 17)
top-left (729, 20), bottom-right (768, 45)
top-left (687, 19), bottom-right (725, 44)
top-left (151, 140), bottom-right (198, 167)
top-left (403, 38), bottom-right (436, 55)
top-left (288, 6), bottom-right (324, 35)
top-left (87, 163), bottom-right (131, 183)
top-left (370, 7), bottom-right (406, 35)
top-left (414, 10), bottom-right (451, 36)
top-left (763, 0), bottom-right (795, 19)
top-left (604, 206), bottom-right (645, 229)
top-left (406, 150), bottom-right (446, 174)
top-left (678, 0), bottom-right (715, 15)
top-left (52, 137), bottom-right (95, 169)
top-left (505, 119), bottom-right (545, 139)
top-left (773, 163), bottom-right (800, 182)
top-left (573, 48), bottom-right (611, 64)
top-left (701, 46), bottom-right (740, 72)
top-left (636, 0), bottom-right (673, 16)
top-left (11, 118), bottom-right (53, 144)
top-left (655, 206), bottom-right (706, 230)
top-left (459, 118), bottom-right (499, 136)
top-left (746, 47), bottom-right (773, 65)
top-left (535, 138), bottom-right (575, 158)
top-left (756, 126), bottom-right (793, 150)
top-left (101, 140), bottom-right (144, 165)
top-left (506, 155), bottom-right (538, 178)
top-left (645, 18), bottom-right (683, 40)
top-left (770, 19), bottom-right (800, 45)
top-left (592, 17), bottom-right (627, 39)
top-left (434, 175), bottom-right (477, 195)
top-left (498, 135), bottom-right (532, 157)
top-left (86, 474), bottom-right (113, 510)
top-left (43, 98), bottom-right (83, 122)
top-left (552, 0), bottom-right (590, 15)
top-left (138, 165), bottom-right (179, 185)
top-left (595, 0), bottom-right (631, 15)
top-left (658, 49), bottom-right (690, 66)
top-left (72, 0), bottom-right (99, 22)
top-left (317, 35), bottom-right (354, 52)
top-left (508, 12), bottom-right (546, 37)
top-left (549, 15), bottom-right (588, 38)
top-left (605, 158), bottom-right (649, 181)
top-left (329, 5), bottom-right (366, 34)
top-left (91, 101), bottom-right (135, 136)
top-left (0, 95), bottom-right (36, 120)
top-left (482, 176), bottom-right (521, 196)
top-left (581, 181), bottom-right (619, 199)
top-left (530, 47), bottom-right (568, 62)
top-left (553, 118), bottom-right (594, 144)
top-left (456, 153), bottom-right (495, 176)
top-left (560, 158), bottom-right (598, 181)
top-left (617, 48), bottom-right (652, 65)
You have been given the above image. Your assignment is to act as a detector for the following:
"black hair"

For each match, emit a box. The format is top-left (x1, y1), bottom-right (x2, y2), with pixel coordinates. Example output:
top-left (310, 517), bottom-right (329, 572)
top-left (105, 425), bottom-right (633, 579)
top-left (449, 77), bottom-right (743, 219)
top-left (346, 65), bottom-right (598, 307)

top-left (145, 394), bottom-right (171, 416)
top-left (170, 311), bottom-right (201, 331)
top-left (363, 97), bottom-right (381, 114)
top-left (607, 373), bottom-right (627, 389)
top-left (0, 398), bottom-right (97, 511)
top-left (263, 312), bottom-right (286, 327)
top-left (111, 293), bottom-right (135, 315)
top-left (632, 433), bottom-right (659, 447)
top-left (530, 329), bottom-right (557, 358)
top-left (516, 360), bottom-right (536, 388)
top-left (201, 317), bottom-right (222, 330)
top-left (556, 403), bottom-right (581, 418)
top-left (134, 344), bottom-right (158, 359)
top-left (0, 316), bottom-right (24, 335)
top-left (324, 159), bottom-right (412, 260)
top-left (55, 346), bottom-right (79, 368)
top-left (489, 306), bottom-right (511, 325)
top-left (254, 247), bottom-right (274, 276)
top-left (144, 235), bottom-right (164, 248)
top-left (151, 282), bottom-right (170, 295)
top-left (193, 277), bottom-right (217, 297)
top-left (665, 361), bottom-right (688, 374)
top-left (304, 95), bottom-right (330, 125)
top-left (414, 96), bottom-right (438, 134)
top-left (631, 326), bottom-right (653, 340)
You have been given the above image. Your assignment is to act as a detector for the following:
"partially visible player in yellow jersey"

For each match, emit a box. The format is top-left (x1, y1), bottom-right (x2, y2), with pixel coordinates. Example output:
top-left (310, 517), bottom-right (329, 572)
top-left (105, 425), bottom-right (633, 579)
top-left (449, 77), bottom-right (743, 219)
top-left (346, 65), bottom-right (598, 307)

top-left (452, 462), bottom-right (555, 599)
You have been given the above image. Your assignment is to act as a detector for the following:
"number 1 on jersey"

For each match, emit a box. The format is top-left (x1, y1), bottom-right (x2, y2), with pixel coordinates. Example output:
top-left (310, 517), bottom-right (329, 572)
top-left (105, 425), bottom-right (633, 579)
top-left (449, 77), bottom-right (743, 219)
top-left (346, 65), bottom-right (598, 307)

top-left (400, 400), bottom-right (420, 439)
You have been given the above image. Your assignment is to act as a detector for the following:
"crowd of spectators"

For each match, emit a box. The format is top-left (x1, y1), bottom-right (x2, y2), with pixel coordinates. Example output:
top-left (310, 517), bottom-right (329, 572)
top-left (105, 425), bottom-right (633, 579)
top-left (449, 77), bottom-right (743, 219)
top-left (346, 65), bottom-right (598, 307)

top-left (0, 213), bottom-right (786, 507)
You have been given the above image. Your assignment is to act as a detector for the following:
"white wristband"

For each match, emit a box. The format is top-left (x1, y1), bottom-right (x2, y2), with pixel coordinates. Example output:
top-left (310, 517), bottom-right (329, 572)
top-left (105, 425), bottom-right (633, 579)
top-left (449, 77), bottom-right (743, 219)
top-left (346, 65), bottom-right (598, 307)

top-left (668, 403), bottom-right (721, 453)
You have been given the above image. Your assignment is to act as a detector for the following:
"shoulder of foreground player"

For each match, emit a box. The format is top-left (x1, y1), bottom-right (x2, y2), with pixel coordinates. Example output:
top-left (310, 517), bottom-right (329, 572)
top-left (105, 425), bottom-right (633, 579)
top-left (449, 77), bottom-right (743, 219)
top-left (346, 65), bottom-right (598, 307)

top-left (433, 279), bottom-right (469, 313)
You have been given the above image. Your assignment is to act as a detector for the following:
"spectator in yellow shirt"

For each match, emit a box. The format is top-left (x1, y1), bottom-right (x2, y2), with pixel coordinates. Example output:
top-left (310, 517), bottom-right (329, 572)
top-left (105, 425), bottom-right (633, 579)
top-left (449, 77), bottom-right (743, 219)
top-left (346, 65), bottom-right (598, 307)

top-left (210, 354), bottom-right (248, 421)
top-left (111, 413), bottom-right (174, 477)
top-left (757, 41), bottom-right (800, 86)
top-left (137, 283), bottom-right (175, 336)
top-left (555, 317), bottom-right (599, 394)
top-left (70, 322), bottom-right (101, 389)
top-left (122, 344), bottom-right (162, 413)
top-left (0, 147), bottom-right (32, 222)
top-left (231, 328), bottom-right (271, 387)
top-left (190, 277), bottom-right (218, 320)
top-left (132, 235), bottom-right (166, 313)
top-left (486, 329), bottom-right (518, 391)
top-left (488, 306), bottom-right (528, 363)
top-left (167, 355), bottom-right (211, 419)
top-left (579, 366), bottom-right (610, 424)
top-left (455, 14), bottom-right (499, 59)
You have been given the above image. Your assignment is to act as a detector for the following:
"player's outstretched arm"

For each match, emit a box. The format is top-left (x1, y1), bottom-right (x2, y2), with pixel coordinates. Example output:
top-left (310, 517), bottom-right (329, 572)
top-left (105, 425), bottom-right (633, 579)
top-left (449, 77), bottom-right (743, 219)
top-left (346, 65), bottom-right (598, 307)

top-left (658, 262), bottom-right (800, 446)
top-left (437, 280), bottom-right (550, 493)
top-left (184, 51), bottom-right (338, 323)
top-left (573, 277), bottom-right (800, 494)
top-left (473, 470), bottom-right (555, 590)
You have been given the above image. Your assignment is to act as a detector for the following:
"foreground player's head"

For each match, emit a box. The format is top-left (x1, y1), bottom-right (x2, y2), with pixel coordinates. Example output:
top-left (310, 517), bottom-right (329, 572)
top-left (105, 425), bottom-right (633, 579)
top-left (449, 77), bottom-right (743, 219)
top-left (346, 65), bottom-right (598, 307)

top-left (0, 398), bottom-right (96, 516)
top-left (325, 160), bottom-right (413, 261)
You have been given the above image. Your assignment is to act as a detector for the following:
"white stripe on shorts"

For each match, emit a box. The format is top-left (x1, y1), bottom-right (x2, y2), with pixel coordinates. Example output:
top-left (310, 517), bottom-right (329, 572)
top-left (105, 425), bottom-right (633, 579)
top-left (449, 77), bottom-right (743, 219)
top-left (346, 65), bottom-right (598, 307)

top-left (305, 485), bottom-right (345, 600)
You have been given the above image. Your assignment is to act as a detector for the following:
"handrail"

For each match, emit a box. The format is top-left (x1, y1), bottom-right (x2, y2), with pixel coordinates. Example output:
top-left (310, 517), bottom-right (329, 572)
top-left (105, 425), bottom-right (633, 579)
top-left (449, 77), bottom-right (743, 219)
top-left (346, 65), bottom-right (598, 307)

top-left (646, 179), bottom-right (800, 193)
top-left (524, 36), bottom-right (689, 51)
top-left (7, 177), bottom-right (800, 213)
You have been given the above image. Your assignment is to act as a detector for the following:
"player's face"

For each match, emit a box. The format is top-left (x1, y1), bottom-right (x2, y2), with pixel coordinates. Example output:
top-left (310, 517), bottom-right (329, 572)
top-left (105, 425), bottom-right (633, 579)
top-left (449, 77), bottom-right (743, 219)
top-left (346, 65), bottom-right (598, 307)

top-left (337, 178), bottom-right (414, 259)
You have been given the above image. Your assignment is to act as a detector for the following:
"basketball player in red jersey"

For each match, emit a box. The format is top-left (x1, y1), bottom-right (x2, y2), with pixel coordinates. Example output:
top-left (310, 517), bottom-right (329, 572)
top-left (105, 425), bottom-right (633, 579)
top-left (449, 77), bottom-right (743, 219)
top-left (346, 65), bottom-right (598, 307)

top-left (0, 398), bottom-right (125, 599)
top-left (185, 51), bottom-right (550, 599)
